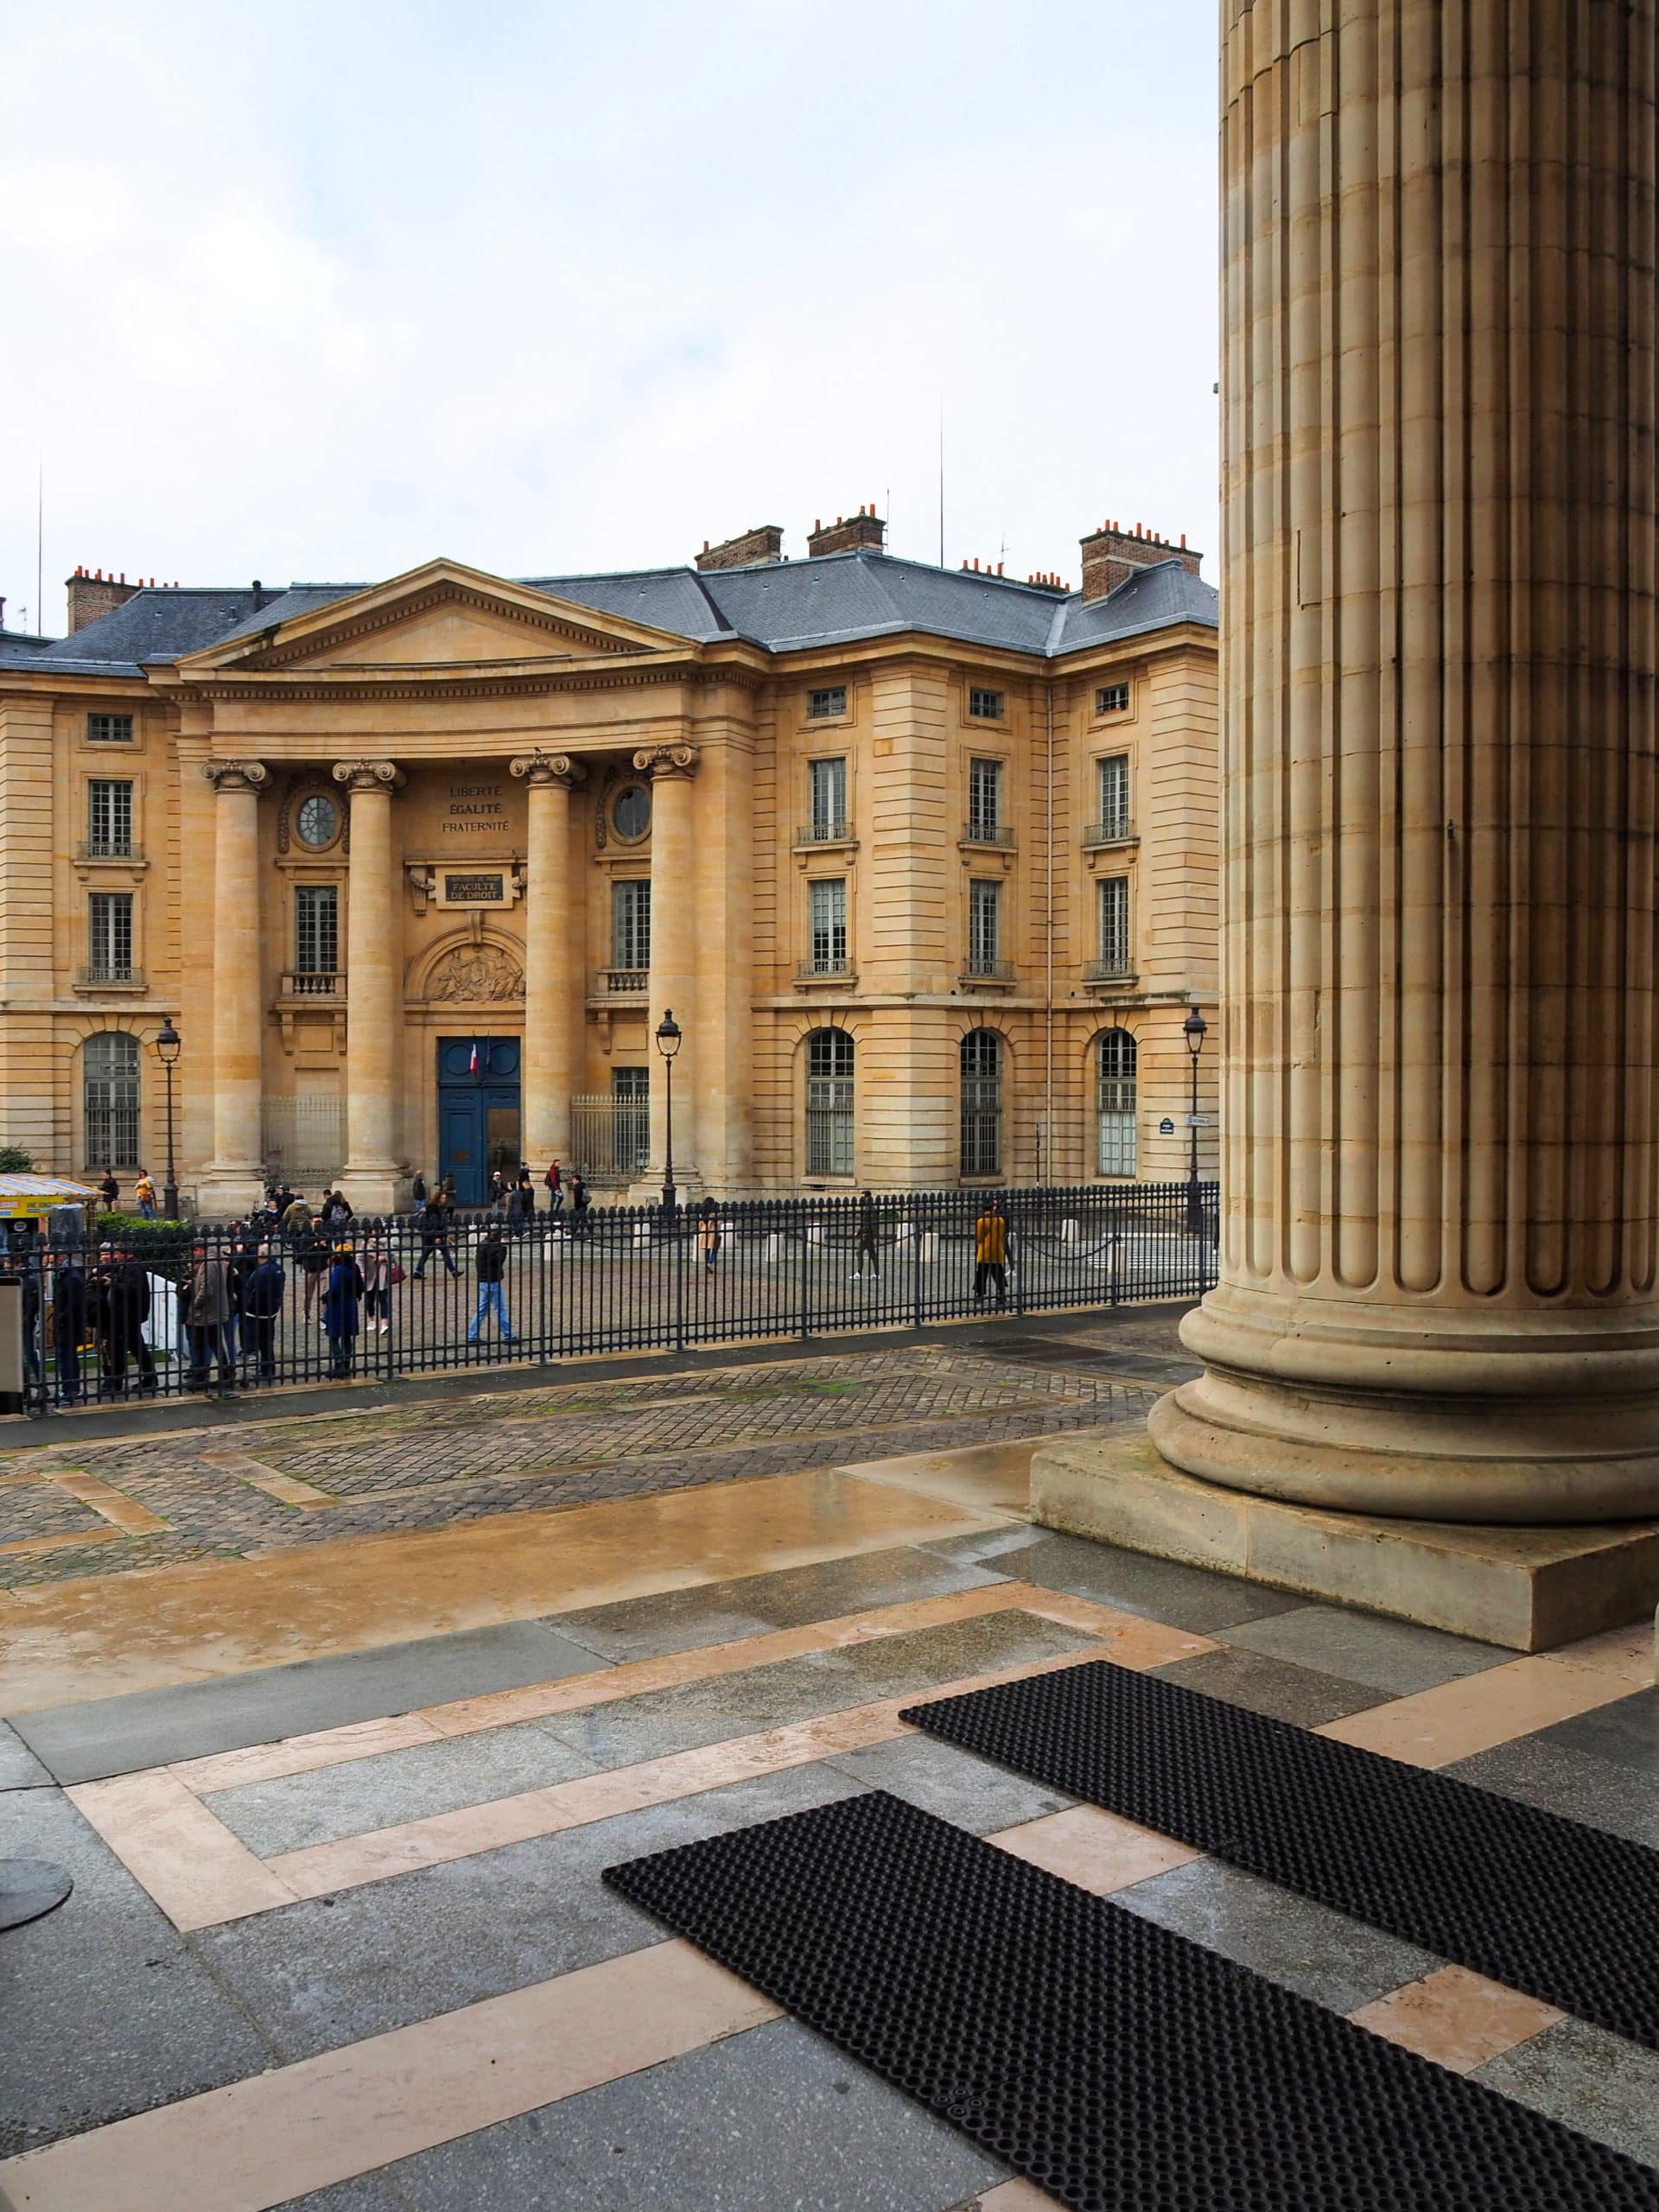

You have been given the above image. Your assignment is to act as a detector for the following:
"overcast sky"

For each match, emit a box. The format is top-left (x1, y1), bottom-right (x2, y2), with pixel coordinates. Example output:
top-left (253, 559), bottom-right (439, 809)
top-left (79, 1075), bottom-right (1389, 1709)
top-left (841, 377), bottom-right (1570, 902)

top-left (2, 1), bottom-right (1218, 637)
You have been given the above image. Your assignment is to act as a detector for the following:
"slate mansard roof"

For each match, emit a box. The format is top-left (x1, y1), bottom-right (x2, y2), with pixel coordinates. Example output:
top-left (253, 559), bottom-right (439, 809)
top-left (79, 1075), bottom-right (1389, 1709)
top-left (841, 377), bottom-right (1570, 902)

top-left (0, 549), bottom-right (1217, 679)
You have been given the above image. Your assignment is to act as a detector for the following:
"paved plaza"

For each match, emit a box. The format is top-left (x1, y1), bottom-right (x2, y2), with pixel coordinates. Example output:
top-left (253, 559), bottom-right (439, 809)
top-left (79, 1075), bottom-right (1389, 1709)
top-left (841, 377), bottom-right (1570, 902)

top-left (0, 1307), bottom-right (1656, 2208)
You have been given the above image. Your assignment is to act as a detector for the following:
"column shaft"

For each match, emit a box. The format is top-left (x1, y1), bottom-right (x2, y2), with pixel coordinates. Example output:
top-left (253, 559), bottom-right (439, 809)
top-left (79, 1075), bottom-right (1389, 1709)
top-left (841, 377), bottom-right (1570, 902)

top-left (512, 753), bottom-right (584, 1172)
top-left (334, 760), bottom-right (404, 1209)
top-left (204, 762), bottom-right (268, 1188)
top-left (1153, 0), bottom-right (1659, 1522)
top-left (639, 745), bottom-right (699, 1185)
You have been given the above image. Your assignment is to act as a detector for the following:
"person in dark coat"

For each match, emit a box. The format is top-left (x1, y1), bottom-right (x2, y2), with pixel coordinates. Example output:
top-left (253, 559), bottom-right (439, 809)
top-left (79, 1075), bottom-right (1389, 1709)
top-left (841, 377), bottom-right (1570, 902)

top-left (322, 1245), bottom-right (365, 1378)
top-left (410, 1168), bottom-right (428, 1207)
top-left (570, 1174), bottom-right (592, 1238)
top-left (412, 1195), bottom-right (459, 1279)
top-left (467, 1225), bottom-right (516, 1344)
top-left (854, 1189), bottom-right (880, 1281)
top-left (239, 1244), bottom-right (287, 1385)
top-left (50, 1253), bottom-right (88, 1405)
top-left (105, 1249), bottom-right (157, 1397)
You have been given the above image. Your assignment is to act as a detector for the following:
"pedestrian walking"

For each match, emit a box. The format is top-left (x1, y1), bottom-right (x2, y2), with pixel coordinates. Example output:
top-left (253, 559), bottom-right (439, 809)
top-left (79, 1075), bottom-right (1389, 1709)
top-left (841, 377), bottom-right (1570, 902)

top-left (184, 1242), bottom-right (237, 1395)
top-left (544, 1159), bottom-right (564, 1219)
top-left (238, 1243), bottom-right (287, 1385)
top-left (410, 1168), bottom-right (428, 1207)
top-left (362, 1242), bottom-right (397, 1333)
top-left (973, 1198), bottom-right (1009, 1310)
top-left (320, 1186), bottom-right (353, 1228)
top-left (441, 1173), bottom-right (457, 1204)
top-left (570, 1174), bottom-right (592, 1237)
top-left (50, 1250), bottom-right (87, 1405)
top-left (134, 1170), bottom-right (157, 1221)
top-left (16, 1258), bottom-right (41, 1401)
top-left (299, 1220), bottom-right (333, 1319)
top-left (696, 1196), bottom-right (721, 1273)
top-left (281, 1192), bottom-right (312, 1239)
top-left (854, 1189), bottom-right (880, 1281)
top-left (322, 1244), bottom-right (365, 1377)
top-left (97, 1166), bottom-right (119, 1213)
top-left (517, 1165), bottom-right (536, 1224)
top-left (412, 1193), bottom-right (459, 1278)
top-left (467, 1224), bottom-right (516, 1344)
top-left (105, 1246), bottom-right (158, 1398)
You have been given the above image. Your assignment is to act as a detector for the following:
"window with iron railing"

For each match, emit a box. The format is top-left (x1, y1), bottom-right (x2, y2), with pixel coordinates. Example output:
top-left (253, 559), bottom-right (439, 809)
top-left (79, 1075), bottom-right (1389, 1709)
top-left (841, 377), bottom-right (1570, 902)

top-left (967, 757), bottom-right (1004, 842)
top-left (295, 884), bottom-right (339, 975)
top-left (967, 880), bottom-right (1001, 974)
top-left (86, 891), bottom-right (134, 982)
top-left (1096, 753), bottom-right (1130, 842)
top-left (807, 878), bottom-right (848, 972)
top-left (1097, 874), bottom-right (1131, 974)
top-left (805, 1027), bottom-right (855, 1175)
top-left (87, 779), bottom-right (133, 857)
top-left (959, 1027), bottom-right (1002, 1176)
top-left (613, 879), bottom-right (652, 971)
top-left (806, 756), bottom-right (849, 840)
top-left (1097, 1026), bottom-right (1137, 1176)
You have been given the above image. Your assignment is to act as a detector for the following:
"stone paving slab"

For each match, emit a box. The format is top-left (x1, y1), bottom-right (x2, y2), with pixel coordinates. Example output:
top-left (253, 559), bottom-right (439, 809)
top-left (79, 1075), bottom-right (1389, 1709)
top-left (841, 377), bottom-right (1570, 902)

top-left (12, 1622), bottom-right (607, 1783)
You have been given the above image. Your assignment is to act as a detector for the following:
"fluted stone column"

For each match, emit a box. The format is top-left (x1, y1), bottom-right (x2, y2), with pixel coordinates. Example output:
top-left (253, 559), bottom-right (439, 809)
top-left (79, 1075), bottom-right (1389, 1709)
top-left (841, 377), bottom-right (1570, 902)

top-left (511, 750), bottom-right (586, 1172)
top-left (637, 743), bottom-right (700, 1192)
top-left (334, 760), bottom-right (406, 1213)
top-left (1152, 1), bottom-right (1659, 1522)
top-left (199, 760), bottom-right (269, 1212)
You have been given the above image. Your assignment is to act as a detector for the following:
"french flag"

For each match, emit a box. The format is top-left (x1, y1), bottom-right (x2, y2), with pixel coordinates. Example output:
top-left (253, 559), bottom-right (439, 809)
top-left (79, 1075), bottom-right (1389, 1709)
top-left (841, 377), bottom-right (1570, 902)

top-left (468, 1039), bottom-right (479, 1075)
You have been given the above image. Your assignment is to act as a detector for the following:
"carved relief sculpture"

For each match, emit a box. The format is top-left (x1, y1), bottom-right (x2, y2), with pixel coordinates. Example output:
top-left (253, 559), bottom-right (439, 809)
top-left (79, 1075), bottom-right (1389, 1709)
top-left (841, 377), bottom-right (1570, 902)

top-left (426, 944), bottom-right (525, 1003)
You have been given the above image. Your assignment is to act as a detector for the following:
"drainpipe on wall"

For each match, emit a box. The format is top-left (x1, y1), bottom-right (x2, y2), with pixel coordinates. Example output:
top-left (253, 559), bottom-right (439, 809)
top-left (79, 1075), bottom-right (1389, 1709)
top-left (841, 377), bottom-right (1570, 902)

top-left (1044, 682), bottom-right (1055, 1183)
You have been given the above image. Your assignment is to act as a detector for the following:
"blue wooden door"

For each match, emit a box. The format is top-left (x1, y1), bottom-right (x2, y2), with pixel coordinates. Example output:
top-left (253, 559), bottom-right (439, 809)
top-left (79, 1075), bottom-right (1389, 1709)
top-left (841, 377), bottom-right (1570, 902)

top-left (436, 1037), bottom-right (521, 1205)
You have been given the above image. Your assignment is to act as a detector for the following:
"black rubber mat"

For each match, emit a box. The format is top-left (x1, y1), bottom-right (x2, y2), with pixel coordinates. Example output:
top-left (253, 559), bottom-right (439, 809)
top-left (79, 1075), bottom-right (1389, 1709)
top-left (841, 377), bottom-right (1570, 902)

top-left (901, 1657), bottom-right (1659, 2050)
top-left (605, 1790), bottom-right (1659, 2209)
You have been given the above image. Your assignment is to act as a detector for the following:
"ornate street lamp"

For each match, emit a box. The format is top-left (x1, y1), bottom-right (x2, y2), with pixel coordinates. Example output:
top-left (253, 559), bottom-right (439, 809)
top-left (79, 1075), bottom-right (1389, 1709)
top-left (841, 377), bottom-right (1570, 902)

top-left (155, 1016), bottom-right (181, 1222)
top-left (655, 1009), bottom-right (683, 1221)
top-left (1183, 1006), bottom-right (1207, 1238)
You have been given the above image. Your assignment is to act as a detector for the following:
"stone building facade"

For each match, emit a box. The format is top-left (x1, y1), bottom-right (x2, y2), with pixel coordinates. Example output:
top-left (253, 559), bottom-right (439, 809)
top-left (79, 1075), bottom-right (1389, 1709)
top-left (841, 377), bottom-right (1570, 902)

top-left (0, 512), bottom-right (1217, 1212)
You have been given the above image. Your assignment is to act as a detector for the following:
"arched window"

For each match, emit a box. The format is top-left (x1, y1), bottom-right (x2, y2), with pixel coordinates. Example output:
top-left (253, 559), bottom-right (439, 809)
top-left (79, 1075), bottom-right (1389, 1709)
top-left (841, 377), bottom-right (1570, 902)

top-left (1096, 1027), bottom-right (1137, 1176)
top-left (960, 1028), bottom-right (1003, 1176)
top-left (805, 1028), bottom-right (855, 1175)
top-left (85, 1032), bottom-right (140, 1168)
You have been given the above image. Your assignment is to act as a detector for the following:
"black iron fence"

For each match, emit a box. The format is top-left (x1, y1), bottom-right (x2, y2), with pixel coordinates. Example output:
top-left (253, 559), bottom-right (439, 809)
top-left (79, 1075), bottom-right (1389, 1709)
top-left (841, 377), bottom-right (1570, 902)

top-left (9, 1181), bottom-right (1218, 1413)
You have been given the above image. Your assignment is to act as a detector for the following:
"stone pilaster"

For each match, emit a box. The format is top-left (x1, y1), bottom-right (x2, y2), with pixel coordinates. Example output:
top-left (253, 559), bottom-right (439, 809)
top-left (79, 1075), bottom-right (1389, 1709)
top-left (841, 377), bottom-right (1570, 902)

top-left (197, 760), bottom-right (270, 1217)
top-left (334, 759), bottom-right (407, 1214)
top-left (510, 750), bottom-right (586, 1173)
top-left (636, 742), bottom-right (700, 1194)
top-left (1151, 0), bottom-right (1659, 1522)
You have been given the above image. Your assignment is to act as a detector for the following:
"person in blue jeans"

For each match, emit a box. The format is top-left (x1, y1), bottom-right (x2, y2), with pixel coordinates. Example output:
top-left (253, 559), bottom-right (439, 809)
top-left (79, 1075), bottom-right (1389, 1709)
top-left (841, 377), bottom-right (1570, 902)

top-left (468, 1225), bottom-right (516, 1344)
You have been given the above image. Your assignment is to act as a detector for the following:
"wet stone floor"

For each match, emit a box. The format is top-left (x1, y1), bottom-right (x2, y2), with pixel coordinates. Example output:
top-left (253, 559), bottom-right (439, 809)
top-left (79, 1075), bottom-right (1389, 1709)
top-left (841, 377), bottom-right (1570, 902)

top-left (0, 1304), bottom-right (1656, 2209)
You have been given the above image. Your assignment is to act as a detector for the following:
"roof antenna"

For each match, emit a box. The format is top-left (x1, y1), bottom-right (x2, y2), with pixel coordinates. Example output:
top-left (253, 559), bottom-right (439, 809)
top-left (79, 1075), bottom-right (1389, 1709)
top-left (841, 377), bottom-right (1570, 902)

top-left (35, 461), bottom-right (43, 639)
top-left (937, 401), bottom-right (945, 569)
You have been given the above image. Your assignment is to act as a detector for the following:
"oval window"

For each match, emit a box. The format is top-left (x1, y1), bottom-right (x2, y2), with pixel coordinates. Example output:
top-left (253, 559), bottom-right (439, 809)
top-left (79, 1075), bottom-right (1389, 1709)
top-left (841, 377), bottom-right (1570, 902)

top-left (296, 793), bottom-right (340, 849)
top-left (613, 783), bottom-right (652, 840)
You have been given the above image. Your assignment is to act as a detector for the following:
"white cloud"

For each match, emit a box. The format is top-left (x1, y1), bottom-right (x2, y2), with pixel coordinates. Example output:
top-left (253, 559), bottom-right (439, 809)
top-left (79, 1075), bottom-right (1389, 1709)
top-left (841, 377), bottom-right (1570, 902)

top-left (0, 0), bottom-right (1218, 630)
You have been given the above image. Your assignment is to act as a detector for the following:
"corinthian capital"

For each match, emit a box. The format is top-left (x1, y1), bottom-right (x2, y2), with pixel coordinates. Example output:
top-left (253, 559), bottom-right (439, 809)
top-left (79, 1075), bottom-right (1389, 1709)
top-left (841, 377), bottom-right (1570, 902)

top-left (200, 759), bottom-right (270, 795)
top-left (632, 742), bottom-right (700, 781)
top-left (332, 759), bottom-right (406, 793)
top-left (510, 750), bottom-right (588, 788)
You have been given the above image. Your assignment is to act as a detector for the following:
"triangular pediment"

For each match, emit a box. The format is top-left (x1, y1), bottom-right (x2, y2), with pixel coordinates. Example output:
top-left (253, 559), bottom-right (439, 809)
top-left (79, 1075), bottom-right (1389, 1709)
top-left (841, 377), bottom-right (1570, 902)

top-left (178, 559), bottom-right (694, 677)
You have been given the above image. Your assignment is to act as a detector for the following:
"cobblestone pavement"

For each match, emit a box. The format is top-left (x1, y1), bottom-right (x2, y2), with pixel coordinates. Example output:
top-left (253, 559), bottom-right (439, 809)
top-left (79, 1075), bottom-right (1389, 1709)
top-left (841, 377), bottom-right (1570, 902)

top-left (0, 1324), bottom-right (1195, 1593)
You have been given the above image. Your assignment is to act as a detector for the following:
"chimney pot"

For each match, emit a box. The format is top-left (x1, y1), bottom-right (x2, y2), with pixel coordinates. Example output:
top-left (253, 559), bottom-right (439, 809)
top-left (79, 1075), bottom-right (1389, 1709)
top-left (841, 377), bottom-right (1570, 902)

top-left (694, 523), bottom-right (785, 572)
top-left (807, 506), bottom-right (886, 558)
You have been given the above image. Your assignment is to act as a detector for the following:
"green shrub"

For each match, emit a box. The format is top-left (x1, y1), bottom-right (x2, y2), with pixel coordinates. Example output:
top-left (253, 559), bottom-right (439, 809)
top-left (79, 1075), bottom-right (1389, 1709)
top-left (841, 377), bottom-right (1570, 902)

top-left (0, 1147), bottom-right (35, 1173)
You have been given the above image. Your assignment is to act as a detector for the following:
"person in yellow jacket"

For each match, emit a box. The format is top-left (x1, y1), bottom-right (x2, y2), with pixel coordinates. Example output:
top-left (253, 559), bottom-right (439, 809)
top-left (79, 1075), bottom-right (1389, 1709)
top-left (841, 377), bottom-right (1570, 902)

top-left (133, 1170), bottom-right (157, 1221)
top-left (973, 1200), bottom-right (1009, 1309)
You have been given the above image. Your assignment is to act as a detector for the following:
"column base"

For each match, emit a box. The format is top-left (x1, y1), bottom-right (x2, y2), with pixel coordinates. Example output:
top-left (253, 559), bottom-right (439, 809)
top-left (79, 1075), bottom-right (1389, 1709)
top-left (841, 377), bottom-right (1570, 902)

top-left (1153, 1285), bottom-right (1659, 1524)
top-left (626, 1169), bottom-right (703, 1210)
top-left (193, 1168), bottom-right (270, 1222)
top-left (334, 1166), bottom-right (410, 1218)
top-left (1031, 1427), bottom-right (1659, 1654)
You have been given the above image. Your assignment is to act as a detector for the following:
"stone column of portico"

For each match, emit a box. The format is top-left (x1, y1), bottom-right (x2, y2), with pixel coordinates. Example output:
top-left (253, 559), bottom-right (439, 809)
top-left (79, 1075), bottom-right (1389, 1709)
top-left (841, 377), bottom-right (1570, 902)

top-left (333, 760), bottom-right (407, 1215)
top-left (198, 760), bottom-right (270, 1215)
top-left (511, 750), bottom-right (586, 1173)
top-left (637, 742), bottom-right (700, 1195)
top-left (1150, 0), bottom-right (1659, 1523)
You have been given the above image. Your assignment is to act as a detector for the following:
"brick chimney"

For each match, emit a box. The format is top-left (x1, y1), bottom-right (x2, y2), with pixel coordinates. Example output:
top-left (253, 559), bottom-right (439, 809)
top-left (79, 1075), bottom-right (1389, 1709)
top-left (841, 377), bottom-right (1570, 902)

top-left (695, 524), bottom-right (784, 572)
top-left (1077, 521), bottom-right (1203, 603)
top-left (66, 566), bottom-right (142, 632)
top-left (806, 505), bottom-right (886, 558)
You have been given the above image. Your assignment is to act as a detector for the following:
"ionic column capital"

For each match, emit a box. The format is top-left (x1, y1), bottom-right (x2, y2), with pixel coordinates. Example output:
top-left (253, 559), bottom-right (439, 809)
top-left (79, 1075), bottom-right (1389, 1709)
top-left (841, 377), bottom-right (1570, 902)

top-left (201, 759), bottom-right (269, 796)
top-left (332, 758), bottom-right (406, 794)
top-left (632, 742), bottom-right (699, 782)
top-left (510, 750), bottom-right (588, 789)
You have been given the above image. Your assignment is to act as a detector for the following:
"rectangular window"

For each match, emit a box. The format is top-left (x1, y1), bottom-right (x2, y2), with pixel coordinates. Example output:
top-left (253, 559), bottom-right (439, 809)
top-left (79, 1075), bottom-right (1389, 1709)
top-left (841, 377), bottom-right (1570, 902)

top-left (87, 891), bottom-right (134, 981)
top-left (612, 879), bottom-right (652, 972)
top-left (294, 884), bottom-right (339, 974)
top-left (968, 880), bottom-right (1001, 971)
top-left (805, 1029), bottom-right (855, 1176)
top-left (967, 757), bottom-right (1002, 841)
top-left (1099, 875), bottom-right (1131, 974)
top-left (968, 686), bottom-right (1004, 721)
top-left (86, 712), bottom-right (134, 744)
top-left (1097, 753), bottom-right (1130, 841)
top-left (87, 779), bottom-right (133, 857)
top-left (808, 756), bottom-right (848, 837)
top-left (612, 1066), bottom-right (649, 1174)
top-left (807, 685), bottom-right (848, 721)
top-left (809, 878), bottom-right (848, 970)
top-left (1096, 682), bottom-right (1130, 715)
